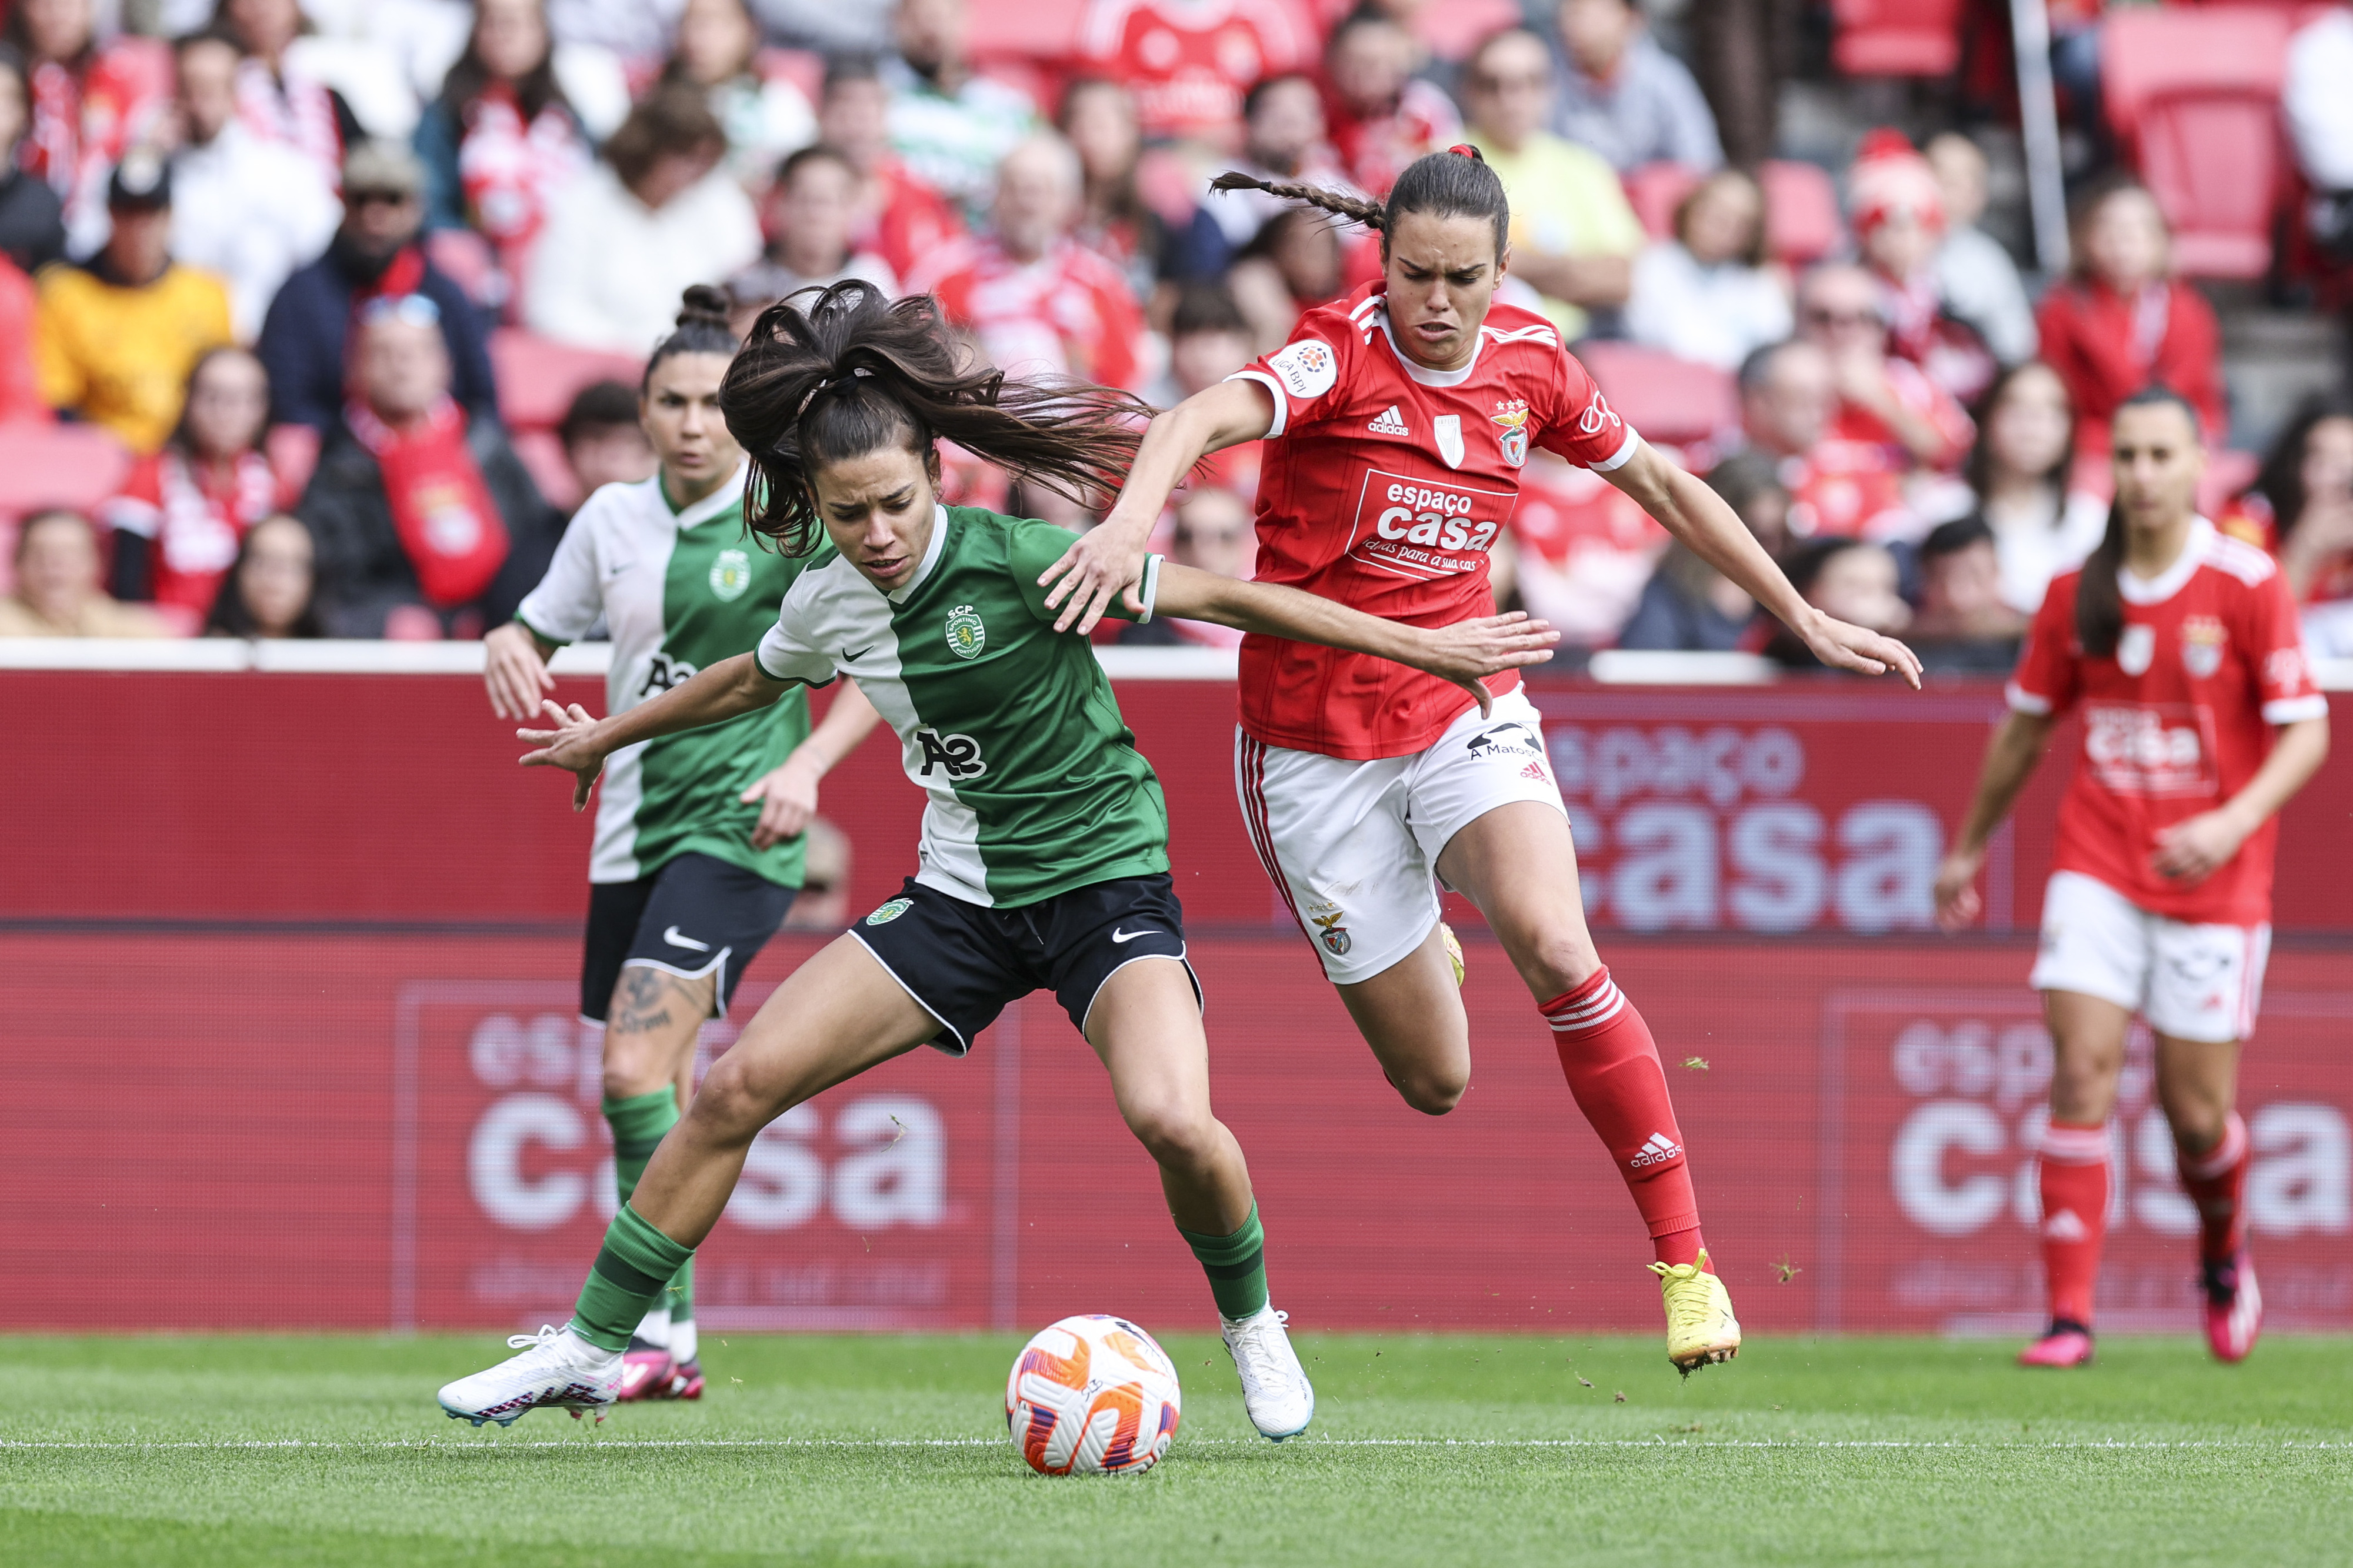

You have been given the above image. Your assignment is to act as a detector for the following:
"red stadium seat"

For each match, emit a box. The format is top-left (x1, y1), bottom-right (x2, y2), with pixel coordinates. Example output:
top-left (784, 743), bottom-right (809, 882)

top-left (489, 330), bottom-right (644, 434)
top-left (1621, 161), bottom-right (1841, 265)
top-left (1830, 0), bottom-right (1965, 76)
top-left (0, 423), bottom-right (132, 523)
top-left (2102, 8), bottom-right (2294, 280)
top-left (1574, 342), bottom-right (1737, 450)
top-left (1624, 161), bottom-right (1701, 242)
top-left (965, 0), bottom-right (1090, 61)
top-left (512, 428), bottom-right (582, 513)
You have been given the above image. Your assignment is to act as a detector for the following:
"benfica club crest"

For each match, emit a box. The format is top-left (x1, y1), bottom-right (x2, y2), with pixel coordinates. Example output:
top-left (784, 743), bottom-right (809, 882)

top-left (1491, 402), bottom-right (1530, 468)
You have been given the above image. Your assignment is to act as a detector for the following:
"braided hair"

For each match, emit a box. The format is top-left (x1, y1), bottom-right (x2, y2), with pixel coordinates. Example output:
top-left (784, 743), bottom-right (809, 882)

top-left (1209, 145), bottom-right (1510, 261)
top-left (644, 284), bottom-right (738, 391)
top-left (721, 279), bottom-right (1151, 556)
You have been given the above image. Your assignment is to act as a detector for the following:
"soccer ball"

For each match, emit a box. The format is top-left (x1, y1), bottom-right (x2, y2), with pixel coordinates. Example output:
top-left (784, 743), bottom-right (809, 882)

top-left (1004, 1315), bottom-right (1181, 1476)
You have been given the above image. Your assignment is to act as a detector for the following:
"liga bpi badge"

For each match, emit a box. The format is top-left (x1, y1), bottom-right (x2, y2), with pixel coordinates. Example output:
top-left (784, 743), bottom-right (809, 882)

top-left (2181, 615), bottom-right (2227, 679)
top-left (1491, 401), bottom-right (1531, 468)
top-left (1434, 414), bottom-right (1465, 469)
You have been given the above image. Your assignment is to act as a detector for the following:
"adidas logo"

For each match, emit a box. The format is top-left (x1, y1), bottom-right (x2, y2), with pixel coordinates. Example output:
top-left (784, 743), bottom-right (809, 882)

top-left (1629, 1132), bottom-right (1682, 1169)
top-left (1367, 405), bottom-right (1408, 436)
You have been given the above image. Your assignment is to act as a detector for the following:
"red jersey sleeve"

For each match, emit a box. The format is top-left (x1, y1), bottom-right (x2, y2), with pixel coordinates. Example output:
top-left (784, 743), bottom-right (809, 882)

top-left (2240, 565), bottom-right (2328, 725)
top-left (1531, 343), bottom-right (1642, 473)
top-left (2007, 571), bottom-right (2082, 717)
top-left (1228, 310), bottom-right (1363, 439)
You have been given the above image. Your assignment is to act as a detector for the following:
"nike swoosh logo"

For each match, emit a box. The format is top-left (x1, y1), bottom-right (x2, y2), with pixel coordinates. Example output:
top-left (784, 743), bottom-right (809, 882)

top-left (1109, 928), bottom-right (1152, 943)
top-left (662, 926), bottom-right (711, 952)
top-left (843, 646), bottom-right (874, 662)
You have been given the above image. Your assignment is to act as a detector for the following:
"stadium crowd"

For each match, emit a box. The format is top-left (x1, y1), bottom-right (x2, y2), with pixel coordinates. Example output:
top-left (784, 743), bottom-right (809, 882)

top-left (1, 0), bottom-right (2350, 663)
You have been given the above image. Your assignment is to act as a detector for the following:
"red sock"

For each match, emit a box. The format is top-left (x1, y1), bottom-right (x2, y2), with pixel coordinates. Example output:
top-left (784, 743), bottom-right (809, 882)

top-left (2176, 1112), bottom-right (2249, 1264)
top-left (2038, 1120), bottom-right (2110, 1329)
top-left (1541, 968), bottom-right (1707, 1270)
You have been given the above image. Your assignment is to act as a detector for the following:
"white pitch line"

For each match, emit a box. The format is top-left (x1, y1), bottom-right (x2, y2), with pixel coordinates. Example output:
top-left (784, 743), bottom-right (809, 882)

top-left (4, 1437), bottom-right (2346, 1453)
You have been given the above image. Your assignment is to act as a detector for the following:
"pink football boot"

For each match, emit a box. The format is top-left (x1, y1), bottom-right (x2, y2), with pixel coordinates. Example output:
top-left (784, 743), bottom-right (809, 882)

top-left (2018, 1321), bottom-right (2095, 1369)
top-left (2202, 1249), bottom-right (2263, 1363)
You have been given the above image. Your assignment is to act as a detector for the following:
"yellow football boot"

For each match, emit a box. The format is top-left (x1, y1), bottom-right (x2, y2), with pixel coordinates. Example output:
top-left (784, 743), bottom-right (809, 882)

top-left (1651, 1250), bottom-right (1742, 1374)
top-left (1440, 923), bottom-right (1465, 986)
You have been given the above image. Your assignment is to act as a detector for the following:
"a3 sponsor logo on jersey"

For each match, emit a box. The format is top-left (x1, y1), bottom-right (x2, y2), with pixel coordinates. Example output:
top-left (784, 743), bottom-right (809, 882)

top-left (708, 548), bottom-right (752, 601)
top-left (1348, 467), bottom-right (1513, 581)
top-left (2082, 701), bottom-right (2218, 798)
top-left (1303, 899), bottom-right (1352, 957)
top-left (2179, 615), bottom-right (2227, 679)
top-left (1267, 338), bottom-right (1337, 400)
top-left (913, 725), bottom-right (987, 781)
top-left (1490, 399), bottom-right (1531, 468)
top-left (945, 604), bottom-right (986, 660)
top-left (637, 649), bottom-right (698, 696)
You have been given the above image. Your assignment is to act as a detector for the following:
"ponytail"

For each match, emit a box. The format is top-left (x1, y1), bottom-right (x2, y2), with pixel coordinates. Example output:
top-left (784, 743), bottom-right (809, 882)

top-left (1211, 144), bottom-right (1510, 260)
top-left (1208, 170), bottom-right (1388, 231)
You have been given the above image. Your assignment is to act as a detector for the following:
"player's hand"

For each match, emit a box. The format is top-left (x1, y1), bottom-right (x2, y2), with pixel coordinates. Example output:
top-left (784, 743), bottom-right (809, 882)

top-left (517, 700), bottom-right (607, 810)
top-left (484, 622), bottom-right (555, 720)
top-left (2151, 809), bottom-right (2246, 885)
top-left (1933, 846), bottom-right (1986, 930)
top-left (741, 750), bottom-right (824, 849)
top-left (1036, 512), bottom-right (1151, 635)
top-left (1413, 612), bottom-right (1561, 718)
top-left (1798, 609), bottom-right (1924, 689)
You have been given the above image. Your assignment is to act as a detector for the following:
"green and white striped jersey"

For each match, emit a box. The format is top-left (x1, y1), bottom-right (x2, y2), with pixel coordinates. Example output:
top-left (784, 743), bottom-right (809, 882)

top-left (517, 465), bottom-right (826, 887)
top-left (755, 505), bottom-right (1167, 908)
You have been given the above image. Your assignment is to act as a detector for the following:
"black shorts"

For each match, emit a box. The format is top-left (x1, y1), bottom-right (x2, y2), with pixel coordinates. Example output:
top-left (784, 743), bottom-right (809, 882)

top-left (849, 873), bottom-right (1201, 1056)
top-left (582, 852), bottom-right (796, 1023)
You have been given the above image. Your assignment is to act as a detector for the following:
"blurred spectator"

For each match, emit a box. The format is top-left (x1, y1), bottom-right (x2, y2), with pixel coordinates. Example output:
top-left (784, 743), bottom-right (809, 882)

top-left (2286, 9), bottom-right (2353, 266)
top-left (35, 154), bottom-right (232, 452)
top-left (1686, 0), bottom-right (1789, 171)
top-left (1730, 337), bottom-right (1905, 539)
top-left (414, 0), bottom-right (595, 293)
top-left (1617, 449), bottom-right (1787, 650)
top-left (259, 139), bottom-right (498, 434)
top-left (1121, 485), bottom-right (1254, 647)
top-left (1059, 79), bottom-right (1164, 301)
top-left (0, 248), bottom-right (44, 423)
top-left (1849, 129), bottom-right (1992, 406)
top-left (1764, 535), bottom-right (1907, 666)
top-left (1925, 131), bottom-right (2036, 368)
top-left (2239, 394), bottom-right (2353, 607)
top-left (665, 0), bottom-right (815, 192)
top-left (2034, 177), bottom-right (2224, 457)
top-left (556, 376), bottom-right (654, 502)
top-left (1178, 72), bottom-right (1342, 279)
top-left (216, 0), bottom-right (355, 187)
top-left (1906, 515), bottom-right (2025, 673)
top-left (299, 295), bottom-right (558, 636)
top-left (1228, 206), bottom-right (1343, 351)
top-left (781, 815), bottom-right (851, 928)
top-left (727, 144), bottom-right (897, 331)
top-left (1915, 360), bottom-right (2104, 616)
top-left (1150, 280), bottom-right (1258, 492)
top-left (544, 0), bottom-right (686, 61)
top-left (1797, 262), bottom-right (1970, 479)
top-left (1625, 164), bottom-right (1788, 371)
top-left (1077, 0), bottom-right (1309, 149)
top-left (524, 83), bottom-right (762, 352)
top-left (6, 0), bottom-right (172, 256)
top-left (1460, 28), bottom-right (1639, 341)
top-left (0, 508), bottom-right (171, 636)
top-left (0, 44), bottom-right (69, 272)
top-left (100, 345), bottom-right (284, 624)
top-left (1321, 9), bottom-right (1458, 197)
top-left (1508, 451), bottom-right (1669, 646)
top-left (817, 54), bottom-right (961, 289)
top-left (167, 30), bottom-right (341, 340)
top-left (1549, 0), bottom-right (1720, 173)
top-left (747, 0), bottom-right (892, 59)
top-left (203, 510), bottom-right (321, 637)
top-left (884, 0), bottom-right (1035, 219)
top-left (907, 134), bottom-right (1146, 391)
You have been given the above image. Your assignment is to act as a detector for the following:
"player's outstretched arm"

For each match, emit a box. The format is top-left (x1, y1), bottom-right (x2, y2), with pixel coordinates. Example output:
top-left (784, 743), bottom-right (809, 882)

top-left (1932, 710), bottom-right (2057, 928)
top-left (517, 652), bottom-right (791, 810)
top-left (1605, 441), bottom-right (1924, 688)
top-left (484, 620), bottom-right (561, 720)
top-left (1153, 563), bottom-right (1559, 717)
top-left (1036, 380), bottom-right (1275, 635)
top-left (740, 679), bottom-right (885, 849)
top-left (2150, 714), bottom-right (2329, 885)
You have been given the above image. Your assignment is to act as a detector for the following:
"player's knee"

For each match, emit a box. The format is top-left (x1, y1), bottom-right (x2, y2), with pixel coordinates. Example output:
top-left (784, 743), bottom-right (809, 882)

top-left (685, 1057), bottom-right (773, 1143)
top-left (1388, 1063), bottom-right (1467, 1116)
top-left (600, 1046), bottom-right (668, 1103)
top-left (1520, 934), bottom-right (1602, 999)
top-left (1124, 1096), bottom-right (1218, 1169)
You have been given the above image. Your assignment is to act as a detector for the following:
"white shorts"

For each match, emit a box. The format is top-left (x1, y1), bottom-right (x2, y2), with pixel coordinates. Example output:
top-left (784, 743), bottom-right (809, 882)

top-left (1234, 688), bottom-right (1568, 984)
top-left (2029, 870), bottom-right (2270, 1043)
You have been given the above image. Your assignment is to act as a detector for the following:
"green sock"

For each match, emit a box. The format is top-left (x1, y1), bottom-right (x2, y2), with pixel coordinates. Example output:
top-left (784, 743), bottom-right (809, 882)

top-left (572, 1204), bottom-right (695, 1353)
top-left (605, 1089), bottom-right (694, 1332)
top-left (1177, 1204), bottom-right (1268, 1321)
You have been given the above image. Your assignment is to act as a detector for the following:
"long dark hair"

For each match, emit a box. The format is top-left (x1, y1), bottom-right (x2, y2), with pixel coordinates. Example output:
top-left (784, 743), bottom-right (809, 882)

top-left (2249, 391), bottom-right (2353, 544)
top-left (1963, 360), bottom-right (2076, 505)
top-left (1210, 145), bottom-right (1511, 261)
top-left (721, 280), bottom-right (1151, 556)
top-left (441, 0), bottom-right (573, 126)
top-left (644, 284), bottom-right (738, 387)
top-left (2076, 385), bottom-right (2203, 659)
top-left (205, 518), bottom-right (322, 639)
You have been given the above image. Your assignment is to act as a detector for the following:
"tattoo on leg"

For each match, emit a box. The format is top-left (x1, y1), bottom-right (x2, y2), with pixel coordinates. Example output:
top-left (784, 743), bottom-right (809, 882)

top-left (611, 965), bottom-right (714, 1039)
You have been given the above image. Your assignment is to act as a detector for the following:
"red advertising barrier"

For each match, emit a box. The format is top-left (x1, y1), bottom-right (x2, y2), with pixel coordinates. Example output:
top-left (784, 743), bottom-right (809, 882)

top-left (7, 930), bottom-right (2347, 1335)
top-left (3, 673), bottom-right (2349, 933)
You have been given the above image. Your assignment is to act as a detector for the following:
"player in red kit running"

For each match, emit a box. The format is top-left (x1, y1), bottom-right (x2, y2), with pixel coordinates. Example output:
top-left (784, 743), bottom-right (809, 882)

top-left (1935, 388), bottom-right (2331, 1369)
top-left (1041, 147), bottom-right (1923, 1371)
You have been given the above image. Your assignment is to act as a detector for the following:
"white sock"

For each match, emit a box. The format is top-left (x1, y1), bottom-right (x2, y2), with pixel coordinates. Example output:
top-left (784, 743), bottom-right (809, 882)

top-left (632, 1305), bottom-right (671, 1350)
top-left (669, 1318), bottom-right (697, 1366)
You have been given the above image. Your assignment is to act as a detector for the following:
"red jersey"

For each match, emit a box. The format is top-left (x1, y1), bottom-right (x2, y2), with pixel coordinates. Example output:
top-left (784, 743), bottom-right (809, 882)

top-left (101, 448), bottom-right (284, 618)
top-left (907, 234), bottom-right (1146, 391)
top-left (861, 157), bottom-right (964, 288)
top-left (2035, 278), bottom-right (2225, 456)
top-left (1232, 285), bottom-right (1641, 759)
top-left (2008, 518), bottom-right (2327, 926)
top-left (1078, 0), bottom-right (1311, 142)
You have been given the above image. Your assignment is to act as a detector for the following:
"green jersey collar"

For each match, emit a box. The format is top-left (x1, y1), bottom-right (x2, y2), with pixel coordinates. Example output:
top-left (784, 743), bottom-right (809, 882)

top-left (886, 503), bottom-right (952, 604)
top-left (660, 459), bottom-right (751, 528)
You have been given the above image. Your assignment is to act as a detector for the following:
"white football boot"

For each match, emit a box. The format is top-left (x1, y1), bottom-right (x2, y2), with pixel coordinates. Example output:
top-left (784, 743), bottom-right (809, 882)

top-left (1220, 1303), bottom-right (1315, 1441)
top-left (438, 1325), bottom-right (622, 1427)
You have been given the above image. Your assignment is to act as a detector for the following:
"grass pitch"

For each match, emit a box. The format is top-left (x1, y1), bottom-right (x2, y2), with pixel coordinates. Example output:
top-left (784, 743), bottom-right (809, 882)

top-left (3, 1332), bottom-right (2347, 1567)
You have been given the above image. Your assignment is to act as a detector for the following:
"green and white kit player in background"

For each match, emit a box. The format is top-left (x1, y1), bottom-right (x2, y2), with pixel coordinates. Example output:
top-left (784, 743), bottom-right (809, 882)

top-left (439, 280), bottom-right (1558, 1439)
top-left (479, 286), bottom-right (880, 1402)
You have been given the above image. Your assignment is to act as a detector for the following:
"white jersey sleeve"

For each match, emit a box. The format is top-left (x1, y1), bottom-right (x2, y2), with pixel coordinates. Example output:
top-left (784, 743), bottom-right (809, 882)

top-left (514, 495), bottom-right (606, 645)
top-left (754, 576), bottom-right (841, 687)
